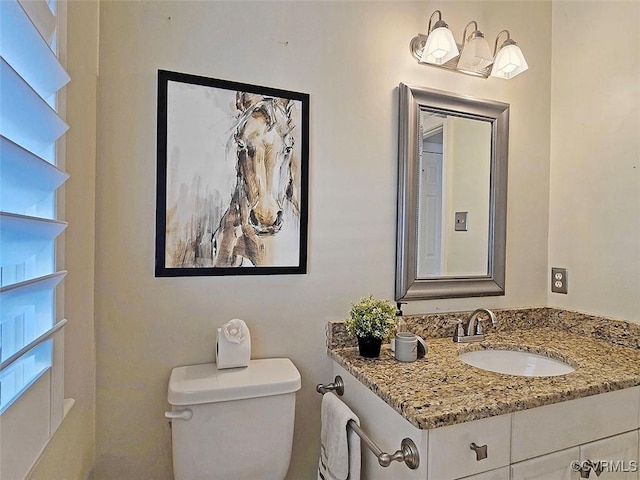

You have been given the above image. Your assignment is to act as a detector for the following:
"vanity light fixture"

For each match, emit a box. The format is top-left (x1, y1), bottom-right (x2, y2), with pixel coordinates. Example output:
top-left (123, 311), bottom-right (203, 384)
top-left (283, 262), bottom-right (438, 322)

top-left (418, 10), bottom-right (459, 65)
top-left (490, 30), bottom-right (529, 79)
top-left (409, 11), bottom-right (528, 79)
top-left (457, 21), bottom-right (494, 75)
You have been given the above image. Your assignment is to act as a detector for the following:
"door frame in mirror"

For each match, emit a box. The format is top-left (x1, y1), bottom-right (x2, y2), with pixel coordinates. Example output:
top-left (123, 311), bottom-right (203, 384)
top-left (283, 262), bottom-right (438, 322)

top-left (395, 83), bottom-right (509, 300)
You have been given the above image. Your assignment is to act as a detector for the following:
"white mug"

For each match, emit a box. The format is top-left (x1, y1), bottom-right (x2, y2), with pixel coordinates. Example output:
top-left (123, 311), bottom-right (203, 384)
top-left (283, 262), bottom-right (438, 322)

top-left (395, 333), bottom-right (418, 362)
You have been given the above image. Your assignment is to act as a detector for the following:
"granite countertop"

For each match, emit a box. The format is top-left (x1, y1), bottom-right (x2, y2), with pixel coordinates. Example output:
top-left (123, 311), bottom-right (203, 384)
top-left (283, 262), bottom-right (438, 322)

top-left (328, 312), bottom-right (640, 430)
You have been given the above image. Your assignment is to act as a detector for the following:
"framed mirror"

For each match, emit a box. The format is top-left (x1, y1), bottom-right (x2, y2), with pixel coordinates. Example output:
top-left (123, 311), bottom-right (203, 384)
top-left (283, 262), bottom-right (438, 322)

top-left (395, 83), bottom-right (509, 300)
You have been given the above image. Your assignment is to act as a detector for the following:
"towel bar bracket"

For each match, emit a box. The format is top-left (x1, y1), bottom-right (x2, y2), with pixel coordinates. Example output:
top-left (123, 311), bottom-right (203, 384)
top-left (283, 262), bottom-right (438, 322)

top-left (380, 438), bottom-right (420, 469)
top-left (349, 419), bottom-right (420, 470)
top-left (316, 375), bottom-right (344, 396)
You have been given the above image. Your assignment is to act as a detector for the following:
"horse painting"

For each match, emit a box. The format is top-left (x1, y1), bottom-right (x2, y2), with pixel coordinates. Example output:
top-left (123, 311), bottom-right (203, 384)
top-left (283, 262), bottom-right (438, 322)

top-left (158, 72), bottom-right (307, 275)
top-left (209, 92), bottom-right (301, 267)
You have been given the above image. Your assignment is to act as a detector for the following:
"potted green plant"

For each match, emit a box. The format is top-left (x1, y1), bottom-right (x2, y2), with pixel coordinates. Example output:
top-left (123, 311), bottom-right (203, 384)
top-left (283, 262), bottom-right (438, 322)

top-left (345, 295), bottom-right (396, 358)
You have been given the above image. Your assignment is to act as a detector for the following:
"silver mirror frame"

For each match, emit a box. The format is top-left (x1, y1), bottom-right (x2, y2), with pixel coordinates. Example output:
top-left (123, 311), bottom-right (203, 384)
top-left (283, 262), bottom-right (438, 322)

top-left (395, 83), bottom-right (509, 300)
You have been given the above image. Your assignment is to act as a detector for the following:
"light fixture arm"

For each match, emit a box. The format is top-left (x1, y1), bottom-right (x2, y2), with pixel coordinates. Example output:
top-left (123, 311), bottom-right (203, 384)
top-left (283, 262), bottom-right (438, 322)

top-left (427, 10), bottom-right (443, 33)
top-left (461, 21), bottom-right (479, 48)
top-left (493, 30), bottom-right (513, 55)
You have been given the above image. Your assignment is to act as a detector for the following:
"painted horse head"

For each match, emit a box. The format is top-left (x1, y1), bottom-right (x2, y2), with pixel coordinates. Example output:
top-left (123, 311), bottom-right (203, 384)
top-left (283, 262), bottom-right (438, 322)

top-left (232, 92), bottom-right (297, 236)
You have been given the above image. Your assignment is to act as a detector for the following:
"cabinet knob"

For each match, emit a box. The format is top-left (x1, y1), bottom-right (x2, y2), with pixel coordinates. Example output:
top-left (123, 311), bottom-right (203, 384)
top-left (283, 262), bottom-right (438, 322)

top-left (579, 460), bottom-right (604, 478)
top-left (469, 442), bottom-right (488, 461)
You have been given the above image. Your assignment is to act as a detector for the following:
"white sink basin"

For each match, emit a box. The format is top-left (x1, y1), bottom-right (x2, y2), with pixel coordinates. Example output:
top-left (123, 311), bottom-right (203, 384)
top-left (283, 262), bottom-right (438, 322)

top-left (458, 349), bottom-right (575, 377)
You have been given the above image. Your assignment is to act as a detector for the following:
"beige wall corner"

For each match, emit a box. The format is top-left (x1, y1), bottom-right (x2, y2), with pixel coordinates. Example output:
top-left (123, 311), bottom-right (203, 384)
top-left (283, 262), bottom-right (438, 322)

top-left (548, 1), bottom-right (640, 321)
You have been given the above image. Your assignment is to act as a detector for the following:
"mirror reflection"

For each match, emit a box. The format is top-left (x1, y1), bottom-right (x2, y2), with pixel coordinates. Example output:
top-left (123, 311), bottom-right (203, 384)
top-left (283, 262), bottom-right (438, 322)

top-left (395, 83), bottom-right (509, 301)
top-left (417, 110), bottom-right (491, 278)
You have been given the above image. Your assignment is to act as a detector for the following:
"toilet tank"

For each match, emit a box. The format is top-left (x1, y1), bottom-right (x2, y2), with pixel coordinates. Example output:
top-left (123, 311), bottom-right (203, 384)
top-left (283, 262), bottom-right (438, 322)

top-left (167, 358), bottom-right (301, 480)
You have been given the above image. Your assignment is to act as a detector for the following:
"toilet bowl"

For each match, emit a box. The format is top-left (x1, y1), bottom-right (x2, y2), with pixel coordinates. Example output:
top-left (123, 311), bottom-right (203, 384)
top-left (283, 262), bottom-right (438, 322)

top-left (166, 358), bottom-right (301, 480)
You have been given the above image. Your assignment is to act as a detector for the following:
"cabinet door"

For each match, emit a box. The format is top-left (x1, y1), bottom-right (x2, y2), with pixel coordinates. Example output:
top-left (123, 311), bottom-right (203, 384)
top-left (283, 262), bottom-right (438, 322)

top-left (428, 413), bottom-right (511, 480)
top-left (580, 431), bottom-right (639, 480)
top-left (458, 466), bottom-right (510, 480)
top-left (511, 447), bottom-right (580, 480)
top-left (512, 387), bottom-right (640, 463)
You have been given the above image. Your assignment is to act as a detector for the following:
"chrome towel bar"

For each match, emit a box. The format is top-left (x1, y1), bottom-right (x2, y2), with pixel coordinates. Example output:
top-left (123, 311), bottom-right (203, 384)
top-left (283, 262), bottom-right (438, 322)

top-left (317, 376), bottom-right (420, 470)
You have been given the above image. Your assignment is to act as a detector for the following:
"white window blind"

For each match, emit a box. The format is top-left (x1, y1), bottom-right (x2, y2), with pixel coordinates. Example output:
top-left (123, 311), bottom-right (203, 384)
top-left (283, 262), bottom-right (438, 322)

top-left (0, 0), bottom-right (69, 415)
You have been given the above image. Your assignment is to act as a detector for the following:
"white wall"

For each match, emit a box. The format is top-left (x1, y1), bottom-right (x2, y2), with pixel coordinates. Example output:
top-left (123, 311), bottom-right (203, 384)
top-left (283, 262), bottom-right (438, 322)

top-left (94, 1), bottom-right (551, 479)
top-left (548, 1), bottom-right (640, 321)
top-left (446, 117), bottom-right (491, 276)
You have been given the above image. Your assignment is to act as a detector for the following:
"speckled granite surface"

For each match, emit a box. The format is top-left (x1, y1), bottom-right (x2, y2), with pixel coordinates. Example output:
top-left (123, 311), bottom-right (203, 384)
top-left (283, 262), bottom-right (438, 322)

top-left (327, 307), bottom-right (640, 349)
top-left (327, 308), bottom-right (640, 430)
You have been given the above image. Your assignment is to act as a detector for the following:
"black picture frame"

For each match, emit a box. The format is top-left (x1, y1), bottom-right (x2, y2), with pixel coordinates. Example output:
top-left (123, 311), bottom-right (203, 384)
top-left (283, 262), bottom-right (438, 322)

top-left (155, 70), bottom-right (309, 276)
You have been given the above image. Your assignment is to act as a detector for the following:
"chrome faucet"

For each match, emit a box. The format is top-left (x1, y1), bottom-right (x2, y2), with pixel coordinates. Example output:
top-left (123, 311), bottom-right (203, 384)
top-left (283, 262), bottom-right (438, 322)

top-left (452, 308), bottom-right (497, 343)
top-left (466, 308), bottom-right (497, 335)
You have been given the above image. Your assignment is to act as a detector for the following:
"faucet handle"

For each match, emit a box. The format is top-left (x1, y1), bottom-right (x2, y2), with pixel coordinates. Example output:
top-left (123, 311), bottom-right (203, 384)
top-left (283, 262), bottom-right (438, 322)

top-left (475, 317), bottom-right (490, 335)
top-left (449, 320), bottom-right (465, 342)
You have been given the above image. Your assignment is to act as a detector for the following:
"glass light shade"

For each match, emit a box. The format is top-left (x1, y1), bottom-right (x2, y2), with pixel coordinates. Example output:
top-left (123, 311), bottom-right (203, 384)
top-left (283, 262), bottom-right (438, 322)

top-left (457, 35), bottom-right (493, 73)
top-left (490, 44), bottom-right (528, 79)
top-left (420, 26), bottom-right (459, 65)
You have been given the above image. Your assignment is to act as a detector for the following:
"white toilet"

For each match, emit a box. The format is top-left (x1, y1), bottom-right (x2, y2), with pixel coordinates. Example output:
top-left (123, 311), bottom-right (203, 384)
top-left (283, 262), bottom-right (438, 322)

top-left (166, 358), bottom-right (301, 480)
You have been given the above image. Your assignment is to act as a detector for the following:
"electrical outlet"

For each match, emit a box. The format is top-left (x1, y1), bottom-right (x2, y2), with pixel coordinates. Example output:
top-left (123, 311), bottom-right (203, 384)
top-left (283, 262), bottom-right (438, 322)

top-left (551, 267), bottom-right (568, 294)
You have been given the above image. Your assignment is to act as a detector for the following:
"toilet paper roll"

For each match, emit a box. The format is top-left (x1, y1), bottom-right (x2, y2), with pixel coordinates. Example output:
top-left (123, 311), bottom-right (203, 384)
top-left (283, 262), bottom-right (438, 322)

top-left (216, 320), bottom-right (251, 369)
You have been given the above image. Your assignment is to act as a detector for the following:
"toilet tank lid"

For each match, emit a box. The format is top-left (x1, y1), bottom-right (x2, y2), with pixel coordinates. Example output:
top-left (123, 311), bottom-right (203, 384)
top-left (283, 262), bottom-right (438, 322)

top-left (167, 358), bottom-right (301, 406)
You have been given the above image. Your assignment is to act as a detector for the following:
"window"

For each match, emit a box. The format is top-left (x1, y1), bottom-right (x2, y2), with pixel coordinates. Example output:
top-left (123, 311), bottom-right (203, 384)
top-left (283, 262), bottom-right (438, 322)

top-left (0, 0), bottom-right (69, 477)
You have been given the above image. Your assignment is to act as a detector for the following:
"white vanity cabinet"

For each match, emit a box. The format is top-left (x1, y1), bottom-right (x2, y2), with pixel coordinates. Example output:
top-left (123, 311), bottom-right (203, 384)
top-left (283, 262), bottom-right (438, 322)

top-left (460, 467), bottom-right (510, 480)
top-left (511, 448), bottom-right (580, 480)
top-left (510, 432), bottom-right (640, 480)
top-left (334, 363), bottom-right (512, 479)
top-left (333, 363), bottom-right (640, 480)
top-left (428, 414), bottom-right (511, 479)
top-left (511, 387), bottom-right (640, 463)
top-left (333, 364), bottom-right (428, 480)
top-left (511, 387), bottom-right (640, 480)
top-left (579, 431), bottom-right (639, 479)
